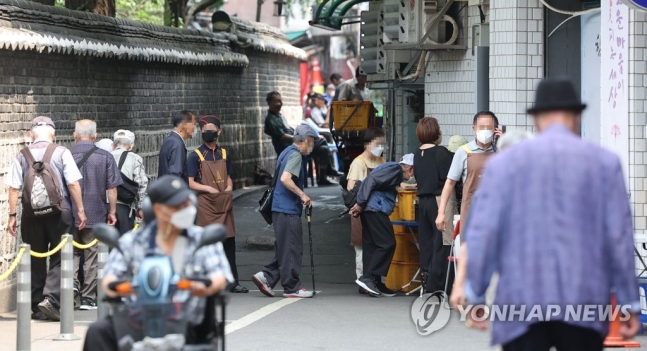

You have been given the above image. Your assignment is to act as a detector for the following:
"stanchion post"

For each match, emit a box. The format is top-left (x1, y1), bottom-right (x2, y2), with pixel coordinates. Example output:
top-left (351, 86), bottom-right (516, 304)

top-left (17, 244), bottom-right (31, 351)
top-left (54, 234), bottom-right (80, 341)
top-left (97, 242), bottom-right (109, 320)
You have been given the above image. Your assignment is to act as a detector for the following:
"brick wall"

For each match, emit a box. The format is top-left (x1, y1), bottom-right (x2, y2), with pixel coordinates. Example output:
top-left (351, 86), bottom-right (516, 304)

top-left (0, 29), bottom-right (302, 314)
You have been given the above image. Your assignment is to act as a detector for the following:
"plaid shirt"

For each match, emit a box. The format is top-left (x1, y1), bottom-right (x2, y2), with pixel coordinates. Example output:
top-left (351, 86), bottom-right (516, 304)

top-left (71, 141), bottom-right (122, 227)
top-left (104, 222), bottom-right (234, 325)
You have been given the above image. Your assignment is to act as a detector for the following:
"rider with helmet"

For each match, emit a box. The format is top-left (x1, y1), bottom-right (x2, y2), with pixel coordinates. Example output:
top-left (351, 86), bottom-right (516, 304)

top-left (83, 175), bottom-right (233, 350)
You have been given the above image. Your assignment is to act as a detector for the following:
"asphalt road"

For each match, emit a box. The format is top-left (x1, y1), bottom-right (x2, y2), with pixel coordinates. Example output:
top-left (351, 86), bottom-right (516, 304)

top-left (8, 185), bottom-right (647, 351)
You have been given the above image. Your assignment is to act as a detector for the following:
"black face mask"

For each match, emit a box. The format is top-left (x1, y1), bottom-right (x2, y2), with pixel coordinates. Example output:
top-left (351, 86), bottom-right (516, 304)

top-left (202, 131), bottom-right (218, 143)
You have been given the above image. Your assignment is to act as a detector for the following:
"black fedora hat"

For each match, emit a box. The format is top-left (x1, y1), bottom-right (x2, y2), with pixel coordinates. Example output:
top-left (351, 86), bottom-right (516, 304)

top-left (527, 78), bottom-right (587, 114)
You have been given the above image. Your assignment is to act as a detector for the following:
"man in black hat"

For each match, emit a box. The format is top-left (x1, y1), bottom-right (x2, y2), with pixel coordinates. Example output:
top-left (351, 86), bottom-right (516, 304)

top-left (453, 78), bottom-right (641, 350)
top-left (83, 175), bottom-right (233, 350)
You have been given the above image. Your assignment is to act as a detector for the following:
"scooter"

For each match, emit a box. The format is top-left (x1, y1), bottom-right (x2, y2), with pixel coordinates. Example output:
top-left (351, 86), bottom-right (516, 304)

top-left (93, 222), bottom-right (228, 351)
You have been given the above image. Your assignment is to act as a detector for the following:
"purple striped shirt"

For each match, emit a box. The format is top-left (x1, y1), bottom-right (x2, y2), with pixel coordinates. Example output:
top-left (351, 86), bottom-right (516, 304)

top-left (464, 125), bottom-right (640, 346)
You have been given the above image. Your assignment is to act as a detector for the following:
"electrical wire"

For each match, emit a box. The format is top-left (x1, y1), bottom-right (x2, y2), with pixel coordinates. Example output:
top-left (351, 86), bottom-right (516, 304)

top-left (540, 0), bottom-right (601, 16)
top-left (540, 0), bottom-right (601, 37)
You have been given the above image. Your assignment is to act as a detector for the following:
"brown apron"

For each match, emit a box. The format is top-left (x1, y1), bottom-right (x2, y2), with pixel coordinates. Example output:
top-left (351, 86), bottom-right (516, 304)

top-left (350, 156), bottom-right (375, 247)
top-left (194, 148), bottom-right (236, 238)
top-left (459, 145), bottom-right (493, 233)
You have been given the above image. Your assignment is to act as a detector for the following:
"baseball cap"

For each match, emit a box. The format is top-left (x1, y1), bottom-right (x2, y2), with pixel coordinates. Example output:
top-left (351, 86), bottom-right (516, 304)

top-left (295, 124), bottom-right (318, 139)
top-left (148, 175), bottom-right (193, 206)
top-left (198, 115), bottom-right (221, 128)
top-left (113, 129), bottom-right (135, 143)
top-left (31, 116), bottom-right (55, 129)
top-left (399, 154), bottom-right (414, 166)
top-left (95, 139), bottom-right (114, 152)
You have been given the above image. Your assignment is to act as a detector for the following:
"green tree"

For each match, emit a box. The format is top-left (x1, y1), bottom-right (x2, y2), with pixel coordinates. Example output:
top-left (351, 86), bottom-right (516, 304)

top-left (117, 0), bottom-right (165, 25)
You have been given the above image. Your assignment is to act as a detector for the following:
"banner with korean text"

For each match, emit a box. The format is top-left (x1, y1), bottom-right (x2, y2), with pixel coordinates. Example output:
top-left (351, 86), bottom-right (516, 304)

top-left (601, 0), bottom-right (629, 191)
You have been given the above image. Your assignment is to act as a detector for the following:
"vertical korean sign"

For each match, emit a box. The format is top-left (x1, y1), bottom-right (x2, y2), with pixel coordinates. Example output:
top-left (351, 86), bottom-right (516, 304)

top-left (601, 0), bottom-right (629, 190)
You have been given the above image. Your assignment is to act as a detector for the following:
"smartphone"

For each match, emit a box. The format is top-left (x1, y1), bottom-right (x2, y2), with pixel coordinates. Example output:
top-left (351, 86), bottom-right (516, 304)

top-left (501, 125), bottom-right (507, 133)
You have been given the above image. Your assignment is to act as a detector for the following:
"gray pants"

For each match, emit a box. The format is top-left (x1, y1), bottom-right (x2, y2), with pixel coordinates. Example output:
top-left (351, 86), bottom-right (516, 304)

top-left (262, 212), bottom-right (304, 294)
top-left (74, 228), bottom-right (98, 300)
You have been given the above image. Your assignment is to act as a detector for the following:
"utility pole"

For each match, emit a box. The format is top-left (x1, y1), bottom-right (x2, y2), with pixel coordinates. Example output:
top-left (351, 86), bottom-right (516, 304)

top-left (256, 0), bottom-right (264, 22)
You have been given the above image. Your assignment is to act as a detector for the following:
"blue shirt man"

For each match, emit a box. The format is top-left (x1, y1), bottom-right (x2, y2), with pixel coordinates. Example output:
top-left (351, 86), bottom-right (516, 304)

top-left (252, 125), bottom-right (318, 299)
top-left (462, 78), bottom-right (640, 349)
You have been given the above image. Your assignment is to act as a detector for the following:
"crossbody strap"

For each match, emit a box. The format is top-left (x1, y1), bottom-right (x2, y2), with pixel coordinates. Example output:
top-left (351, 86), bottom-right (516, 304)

top-left (118, 151), bottom-right (129, 171)
top-left (76, 146), bottom-right (99, 169)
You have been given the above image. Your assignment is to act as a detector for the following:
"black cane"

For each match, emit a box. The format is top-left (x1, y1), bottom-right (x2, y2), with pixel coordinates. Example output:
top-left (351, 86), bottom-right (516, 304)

top-left (306, 205), bottom-right (316, 295)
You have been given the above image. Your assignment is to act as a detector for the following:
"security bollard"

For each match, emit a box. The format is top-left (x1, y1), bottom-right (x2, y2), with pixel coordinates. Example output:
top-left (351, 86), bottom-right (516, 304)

top-left (17, 244), bottom-right (31, 351)
top-left (97, 242), bottom-right (109, 320)
top-left (54, 234), bottom-right (80, 341)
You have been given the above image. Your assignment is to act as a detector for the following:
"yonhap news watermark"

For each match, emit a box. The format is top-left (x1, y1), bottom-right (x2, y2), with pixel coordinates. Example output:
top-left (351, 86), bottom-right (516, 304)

top-left (410, 292), bottom-right (634, 336)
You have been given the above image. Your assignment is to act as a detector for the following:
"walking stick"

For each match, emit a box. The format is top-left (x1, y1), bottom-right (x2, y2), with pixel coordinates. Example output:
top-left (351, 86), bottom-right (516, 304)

top-left (306, 205), bottom-right (316, 295)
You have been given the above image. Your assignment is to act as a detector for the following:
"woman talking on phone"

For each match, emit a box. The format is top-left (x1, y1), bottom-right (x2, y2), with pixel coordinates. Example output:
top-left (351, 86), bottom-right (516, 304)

top-left (413, 117), bottom-right (454, 294)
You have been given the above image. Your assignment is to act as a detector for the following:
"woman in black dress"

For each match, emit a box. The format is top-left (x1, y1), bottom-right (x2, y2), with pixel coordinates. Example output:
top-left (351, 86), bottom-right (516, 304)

top-left (413, 117), bottom-right (454, 294)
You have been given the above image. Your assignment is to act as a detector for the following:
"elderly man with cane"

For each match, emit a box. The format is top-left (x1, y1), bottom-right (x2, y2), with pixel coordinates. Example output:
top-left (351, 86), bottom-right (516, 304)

top-left (454, 78), bottom-right (640, 350)
top-left (252, 125), bottom-right (318, 298)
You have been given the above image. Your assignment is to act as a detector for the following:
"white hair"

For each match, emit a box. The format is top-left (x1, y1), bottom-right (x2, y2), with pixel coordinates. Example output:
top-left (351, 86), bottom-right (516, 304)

top-left (74, 120), bottom-right (97, 137)
top-left (113, 137), bottom-right (133, 148)
top-left (498, 130), bottom-right (534, 150)
top-left (31, 125), bottom-right (55, 140)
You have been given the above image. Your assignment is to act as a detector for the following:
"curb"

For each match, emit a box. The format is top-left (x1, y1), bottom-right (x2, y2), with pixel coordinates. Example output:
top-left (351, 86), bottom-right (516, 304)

top-left (232, 185), bottom-right (268, 202)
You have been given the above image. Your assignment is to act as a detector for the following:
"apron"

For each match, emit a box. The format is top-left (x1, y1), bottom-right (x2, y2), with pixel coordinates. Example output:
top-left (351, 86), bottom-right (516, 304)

top-left (350, 156), bottom-right (376, 247)
top-left (459, 145), bottom-right (493, 233)
top-left (194, 148), bottom-right (236, 238)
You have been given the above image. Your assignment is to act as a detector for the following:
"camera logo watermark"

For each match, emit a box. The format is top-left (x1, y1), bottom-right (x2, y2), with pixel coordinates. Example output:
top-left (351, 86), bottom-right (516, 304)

top-left (410, 291), bottom-right (451, 336)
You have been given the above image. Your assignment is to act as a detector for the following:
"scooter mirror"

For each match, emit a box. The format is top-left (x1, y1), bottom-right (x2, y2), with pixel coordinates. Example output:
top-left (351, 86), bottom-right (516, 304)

top-left (197, 224), bottom-right (227, 251)
top-left (93, 223), bottom-right (124, 256)
top-left (142, 196), bottom-right (155, 225)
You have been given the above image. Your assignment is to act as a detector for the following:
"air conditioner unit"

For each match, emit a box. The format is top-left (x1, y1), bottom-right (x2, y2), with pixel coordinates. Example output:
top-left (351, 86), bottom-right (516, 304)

top-left (398, 0), bottom-right (447, 45)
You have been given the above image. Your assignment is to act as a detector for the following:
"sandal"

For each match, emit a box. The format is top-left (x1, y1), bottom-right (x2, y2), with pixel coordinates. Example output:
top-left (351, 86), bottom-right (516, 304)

top-left (230, 284), bottom-right (249, 293)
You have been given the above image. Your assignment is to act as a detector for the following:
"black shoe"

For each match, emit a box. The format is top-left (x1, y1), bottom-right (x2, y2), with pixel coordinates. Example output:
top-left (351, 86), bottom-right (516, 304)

top-left (355, 276), bottom-right (381, 296)
top-left (80, 297), bottom-right (97, 310)
top-left (37, 298), bottom-right (60, 321)
top-left (74, 283), bottom-right (80, 310)
top-left (31, 311), bottom-right (49, 321)
top-left (376, 282), bottom-right (397, 297)
top-left (317, 179), bottom-right (335, 186)
top-left (229, 284), bottom-right (249, 293)
top-left (358, 287), bottom-right (369, 295)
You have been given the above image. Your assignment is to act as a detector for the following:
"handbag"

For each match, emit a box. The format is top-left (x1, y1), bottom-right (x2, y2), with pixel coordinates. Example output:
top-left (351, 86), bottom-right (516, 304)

top-left (342, 180), bottom-right (362, 209)
top-left (116, 152), bottom-right (139, 204)
top-left (258, 151), bottom-right (290, 225)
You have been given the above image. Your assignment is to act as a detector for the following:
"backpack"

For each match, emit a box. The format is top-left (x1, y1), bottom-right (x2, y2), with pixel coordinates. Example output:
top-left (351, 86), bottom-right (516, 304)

top-left (116, 151), bottom-right (139, 204)
top-left (20, 144), bottom-right (63, 217)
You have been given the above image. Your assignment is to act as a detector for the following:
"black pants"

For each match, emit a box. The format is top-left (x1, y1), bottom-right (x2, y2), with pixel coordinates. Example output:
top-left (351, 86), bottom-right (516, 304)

top-left (503, 322), bottom-right (604, 351)
top-left (21, 210), bottom-right (74, 311)
top-left (311, 138), bottom-right (334, 180)
top-left (360, 211), bottom-right (396, 279)
top-left (114, 203), bottom-right (135, 235)
top-left (223, 237), bottom-right (239, 284)
top-left (263, 212), bottom-right (304, 293)
top-left (418, 196), bottom-right (453, 293)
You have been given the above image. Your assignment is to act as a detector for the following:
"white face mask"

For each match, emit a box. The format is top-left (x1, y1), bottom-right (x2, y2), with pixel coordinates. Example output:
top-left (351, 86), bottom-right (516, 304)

top-left (370, 145), bottom-right (384, 157)
top-left (476, 130), bottom-right (494, 144)
top-left (170, 205), bottom-right (197, 229)
top-left (307, 146), bottom-right (313, 155)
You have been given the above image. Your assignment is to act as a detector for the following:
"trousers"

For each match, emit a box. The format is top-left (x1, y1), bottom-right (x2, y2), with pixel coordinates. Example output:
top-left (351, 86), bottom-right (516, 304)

top-left (502, 322), bottom-right (604, 351)
top-left (114, 203), bottom-right (134, 235)
top-left (223, 237), bottom-right (240, 284)
top-left (74, 228), bottom-right (98, 300)
top-left (263, 212), bottom-right (304, 293)
top-left (360, 211), bottom-right (396, 279)
top-left (20, 210), bottom-right (74, 311)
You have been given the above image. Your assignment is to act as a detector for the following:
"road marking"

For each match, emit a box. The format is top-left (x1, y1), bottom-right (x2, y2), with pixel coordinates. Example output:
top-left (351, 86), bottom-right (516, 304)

top-left (225, 291), bottom-right (322, 335)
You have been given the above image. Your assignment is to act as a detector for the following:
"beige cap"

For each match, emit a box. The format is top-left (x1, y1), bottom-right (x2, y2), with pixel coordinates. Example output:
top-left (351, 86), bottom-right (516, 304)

top-left (447, 135), bottom-right (469, 153)
top-left (113, 129), bottom-right (135, 143)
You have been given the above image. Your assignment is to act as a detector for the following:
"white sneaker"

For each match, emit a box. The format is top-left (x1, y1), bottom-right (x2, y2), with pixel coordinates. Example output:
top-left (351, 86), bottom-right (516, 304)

top-left (251, 272), bottom-right (275, 297)
top-left (283, 288), bottom-right (314, 298)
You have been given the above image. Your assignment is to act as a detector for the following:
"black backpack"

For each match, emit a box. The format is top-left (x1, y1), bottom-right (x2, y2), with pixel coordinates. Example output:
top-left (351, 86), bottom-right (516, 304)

top-left (116, 151), bottom-right (139, 204)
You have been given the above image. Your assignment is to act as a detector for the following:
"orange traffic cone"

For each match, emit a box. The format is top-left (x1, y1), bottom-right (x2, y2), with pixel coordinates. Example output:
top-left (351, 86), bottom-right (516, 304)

top-left (310, 57), bottom-right (325, 94)
top-left (604, 294), bottom-right (641, 348)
